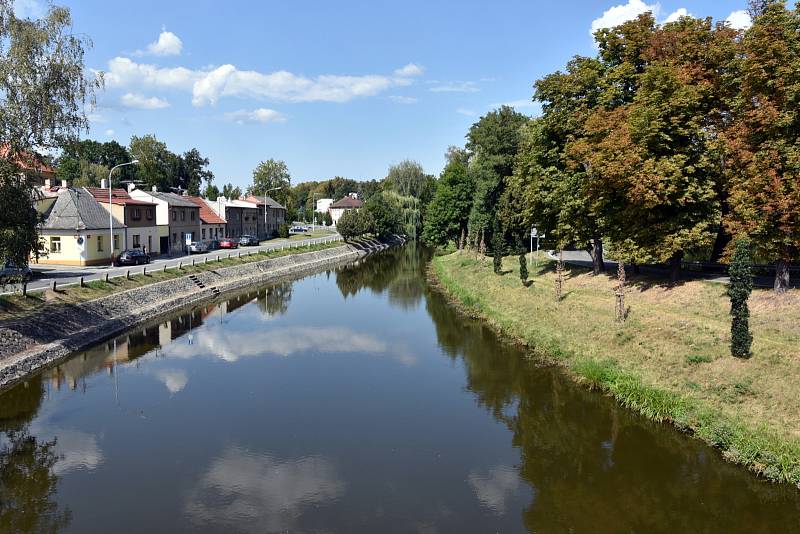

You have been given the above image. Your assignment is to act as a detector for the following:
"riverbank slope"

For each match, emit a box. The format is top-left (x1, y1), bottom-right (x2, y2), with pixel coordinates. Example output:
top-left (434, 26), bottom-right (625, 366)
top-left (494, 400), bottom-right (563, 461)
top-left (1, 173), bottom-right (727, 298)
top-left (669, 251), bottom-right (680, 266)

top-left (0, 238), bottom-right (401, 390)
top-left (432, 251), bottom-right (800, 486)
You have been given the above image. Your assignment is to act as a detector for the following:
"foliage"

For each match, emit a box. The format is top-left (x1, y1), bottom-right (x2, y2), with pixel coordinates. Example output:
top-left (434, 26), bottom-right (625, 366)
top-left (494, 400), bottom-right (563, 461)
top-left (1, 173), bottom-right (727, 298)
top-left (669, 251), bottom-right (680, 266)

top-left (492, 219), bottom-right (504, 274)
top-left (278, 223), bottom-right (290, 238)
top-left (203, 183), bottom-right (220, 201)
top-left (249, 159), bottom-right (291, 207)
top-left (365, 193), bottom-right (402, 237)
top-left (222, 183), bottom-right (242, 200)
top-left (519, 254), bottom-right (528, 283)
top-left (337, 209), bottom-right (375, 241)
top-left (728, 239), bottom-right (753, 358)
top-left (0, 162), bottom-right (41, 272)
top-left (422, 159), bottom-right (474, 247)
top-left (383, 160), bottom-right (428, 198)
top-left (129, 134), bottom-right (172, 191)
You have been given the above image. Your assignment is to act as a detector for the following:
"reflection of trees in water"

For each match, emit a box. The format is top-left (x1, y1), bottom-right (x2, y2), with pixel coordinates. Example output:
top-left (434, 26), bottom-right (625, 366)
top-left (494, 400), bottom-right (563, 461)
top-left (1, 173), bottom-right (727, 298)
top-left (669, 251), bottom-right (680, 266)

top-left (424, 279), bottom-right (800, 531)
top-left (336, 243), bottom-right (431, 308)
top-left (257, 282), bottom-right (292, 317)
top-left (0, 376), bottom-right (72, 533)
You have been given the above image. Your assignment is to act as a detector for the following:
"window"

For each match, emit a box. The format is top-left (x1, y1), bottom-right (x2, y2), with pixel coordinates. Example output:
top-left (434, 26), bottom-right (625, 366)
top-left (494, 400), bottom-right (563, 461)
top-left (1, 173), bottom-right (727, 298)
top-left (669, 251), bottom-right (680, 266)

top-left (181, 210), bottom-right (186, 221)
top-left (191, 211), bottom-right (195, 221)
top-left (132, 208), bottom-right (141, 220)
top-left (97, 235), bottom-right (104, 252)
top-left (50, 237), bottom-right (61, 253)
top-left (172, 209), bottom-right (176, 221)
top-left (146, 208), bottom-right (153, 220)
top-left (148, 235), bottom-right (152, 252)
top-left (113, 234), bottom-right (120, 250)
top-left (202, 228), bottom-right (206, 239)
top-left (133, 234), bottom-right (141, 248)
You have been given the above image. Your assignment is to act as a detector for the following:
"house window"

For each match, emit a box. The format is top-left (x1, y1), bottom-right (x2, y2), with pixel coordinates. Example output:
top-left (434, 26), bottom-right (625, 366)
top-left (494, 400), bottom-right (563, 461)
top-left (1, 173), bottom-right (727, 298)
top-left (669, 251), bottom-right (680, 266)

top-left (132, 208), bottom-right (141, 220)
top-left (113, 234), bottom-right (119, 250)
top-left (202, 228), bottom-right (206, 239)
top-left (173, 233), bottom-right (177, 245)
top-left (146, 208), bottom-right (153, 220)
top-left (50, 237), bottom-right (61, 253)
top-left (191, 211), bottom-right (195, 221)
top-left (181, 210), bottom-right (186, 221)
top-left (172, 210), bottom-right (176, 221)
top-left (133, 234), bottom-right (141, 248)
top-left (97, 235), bottom-right (104, 252)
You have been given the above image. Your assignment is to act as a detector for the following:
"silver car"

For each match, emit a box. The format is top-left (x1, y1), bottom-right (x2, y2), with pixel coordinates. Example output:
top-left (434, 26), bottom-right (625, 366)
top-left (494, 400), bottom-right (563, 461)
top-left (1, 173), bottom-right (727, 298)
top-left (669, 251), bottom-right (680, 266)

top-left (187, 241), bottom-right (208, 254)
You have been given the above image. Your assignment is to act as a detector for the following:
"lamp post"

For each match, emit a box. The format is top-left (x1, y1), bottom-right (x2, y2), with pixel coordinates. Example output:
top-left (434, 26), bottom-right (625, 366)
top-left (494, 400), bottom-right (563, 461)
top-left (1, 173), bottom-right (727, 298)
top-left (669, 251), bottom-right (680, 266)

top-left (107, 160), bottom-right (138, 265)
top-left (311, 192), bottom-right (318, 231)
top-left (263, 186), bottom-right (282, 239)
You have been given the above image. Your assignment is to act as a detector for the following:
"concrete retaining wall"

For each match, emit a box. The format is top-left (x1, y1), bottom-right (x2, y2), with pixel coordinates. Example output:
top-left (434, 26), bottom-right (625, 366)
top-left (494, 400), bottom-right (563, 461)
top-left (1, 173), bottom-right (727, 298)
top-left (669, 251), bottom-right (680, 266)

top-left (0, 239), bottom-right (397, 390)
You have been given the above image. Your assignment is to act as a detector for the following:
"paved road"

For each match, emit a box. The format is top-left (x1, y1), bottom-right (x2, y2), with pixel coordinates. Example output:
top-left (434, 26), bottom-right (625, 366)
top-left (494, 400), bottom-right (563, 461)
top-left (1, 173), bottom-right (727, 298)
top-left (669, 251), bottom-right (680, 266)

top-left (547, 249), bottom-right (796, 289)
top-left (3, 232), bottom-right (342, 296)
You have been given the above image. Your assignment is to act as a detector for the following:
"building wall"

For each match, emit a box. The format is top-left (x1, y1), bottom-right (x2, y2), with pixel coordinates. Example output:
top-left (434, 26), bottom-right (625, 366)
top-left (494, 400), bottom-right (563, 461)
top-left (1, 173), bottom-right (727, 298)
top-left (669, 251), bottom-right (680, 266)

top-left (97, 203), bottom-right (159, 254)
top-left (36, 228), bottom-right (126, 266)
top-left (330, 207), bottom-right (359, 226)
top-left (200, 224), bottom-right (226, 241)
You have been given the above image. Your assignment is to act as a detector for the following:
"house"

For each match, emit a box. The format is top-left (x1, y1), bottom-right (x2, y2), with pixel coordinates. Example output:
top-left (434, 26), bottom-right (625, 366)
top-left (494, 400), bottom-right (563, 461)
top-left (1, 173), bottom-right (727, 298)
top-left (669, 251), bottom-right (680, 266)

top-left (36, 188), bottom-right (125, 266)
top-left (84, 185), bottom-right (159, 255)
top-left (186, 196), bottom-right (227, 242)
top-left (0, 144), bottom-right (56, 186)
top-left (129, 188), bottom-right (201, 255)
top-left (329, 194), bottom-right (364, 226)
top-left (244, 195), bottom-right (287, 239)
top-left (316, 198), bottom-right (333, 214)
top-left (204, 197), bottom-right (259, 239)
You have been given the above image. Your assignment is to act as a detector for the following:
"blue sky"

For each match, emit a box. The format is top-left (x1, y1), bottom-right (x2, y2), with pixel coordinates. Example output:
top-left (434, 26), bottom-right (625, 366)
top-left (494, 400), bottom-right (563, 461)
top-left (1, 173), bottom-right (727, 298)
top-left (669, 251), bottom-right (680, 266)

top-left (18, 0), bottom-right (752, 187)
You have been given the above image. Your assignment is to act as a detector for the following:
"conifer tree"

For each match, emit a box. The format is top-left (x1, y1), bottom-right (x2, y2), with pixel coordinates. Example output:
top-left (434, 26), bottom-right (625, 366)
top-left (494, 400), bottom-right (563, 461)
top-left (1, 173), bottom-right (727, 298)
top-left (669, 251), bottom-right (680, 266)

top-left (519, 254), bottom-right (528, 284)
top-left (728, 239), bottom-right (753, 358)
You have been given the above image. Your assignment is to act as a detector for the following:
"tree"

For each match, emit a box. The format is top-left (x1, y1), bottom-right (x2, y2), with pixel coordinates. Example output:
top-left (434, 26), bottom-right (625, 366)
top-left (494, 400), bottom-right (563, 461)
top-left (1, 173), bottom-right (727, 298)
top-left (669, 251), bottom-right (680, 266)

top-left (129, 134), bottom-right (171, 191)
top-left (519, 254), bottom-right (528, 284)
top-left (422, 159), bottom-right (474, 247)
top-left (222, 183), bottom-right (242, 199)
top-left (728, 239), bottom-right (753, 358)
top-left (726, 1), bottom-right (800, 293)
top-left (0, 1), bottom-right (98, 269)
top-left (337, 210), bottom-right (360, 241)
top-left (250, 159), bottom-right (291, 207)
top-left (278, 223), bottom-right (290, 238)
top-left (492, 218), bottom-right (504, 274)
top-left (365, 193), bottom-right (401, 237)
top-left (203, 183), bottom-right (220, 201)
top-left (384, 160), bottom-right (427, 198)
top-left (180, 148), bottom-right (214, 196)
top-left (322, 211), bottom-right (333, 226)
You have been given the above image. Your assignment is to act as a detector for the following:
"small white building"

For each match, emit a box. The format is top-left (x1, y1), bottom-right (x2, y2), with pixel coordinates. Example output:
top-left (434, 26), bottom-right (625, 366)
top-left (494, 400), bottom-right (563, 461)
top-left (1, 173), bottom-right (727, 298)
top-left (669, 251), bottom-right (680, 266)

top-left (329, 196), bottom-right (364, 226)
top-left (316, 198), bottom-right (333, 214)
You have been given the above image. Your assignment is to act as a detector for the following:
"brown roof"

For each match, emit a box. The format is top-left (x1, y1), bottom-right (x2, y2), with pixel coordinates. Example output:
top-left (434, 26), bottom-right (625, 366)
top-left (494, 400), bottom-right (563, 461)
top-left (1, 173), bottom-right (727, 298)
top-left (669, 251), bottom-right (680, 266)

top-left (0, 144), bottom-right (56, 177)
top-left (330, 196), bottom-right (363, 209)
top-left (186, 196), bottom-right (227, 225)
top-left (84, 187), bottom-right (156, 206)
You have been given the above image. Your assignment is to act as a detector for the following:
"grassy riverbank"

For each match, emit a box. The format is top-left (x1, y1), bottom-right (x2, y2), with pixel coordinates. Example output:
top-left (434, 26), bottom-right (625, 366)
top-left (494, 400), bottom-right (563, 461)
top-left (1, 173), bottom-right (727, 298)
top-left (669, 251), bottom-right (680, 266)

top-left (432, 251), bottom-right (800, 486)
top-left (0, 241), bottom-right (343, 322)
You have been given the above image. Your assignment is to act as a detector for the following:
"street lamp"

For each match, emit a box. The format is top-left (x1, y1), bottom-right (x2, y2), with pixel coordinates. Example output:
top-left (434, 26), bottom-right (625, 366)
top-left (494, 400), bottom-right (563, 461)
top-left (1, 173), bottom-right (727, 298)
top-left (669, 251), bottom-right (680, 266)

top-left (263, 186), bottom-right (282, 239)
top-left (108, 160), bottom-right (138, 264)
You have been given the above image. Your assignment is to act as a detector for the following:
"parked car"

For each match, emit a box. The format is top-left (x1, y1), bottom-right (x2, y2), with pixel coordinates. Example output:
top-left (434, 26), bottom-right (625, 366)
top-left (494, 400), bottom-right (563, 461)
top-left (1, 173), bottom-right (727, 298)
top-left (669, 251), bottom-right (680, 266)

top-left (239, 235), bottom-right (259, 246)
top-left (218, 238), bottom-right (239, 249)
top-left (0, 261), bottom-right (32, 284)
top-left (289, 226), bottom-right (308, 234)
top-left (188, 241), bottom-right (208, 254)
top-left (115, 249), bottom-right (151, 266)
top-left (207, 239), bottom-right (221, 251)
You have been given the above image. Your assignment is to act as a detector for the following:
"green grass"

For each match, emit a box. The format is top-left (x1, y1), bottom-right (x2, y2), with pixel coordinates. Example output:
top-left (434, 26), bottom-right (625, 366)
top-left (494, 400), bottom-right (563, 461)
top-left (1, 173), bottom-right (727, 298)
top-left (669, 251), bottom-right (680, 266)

top-left (0, 241), bottom-right (342, 322)
top-left (432, 251), bottom-right (800, 486)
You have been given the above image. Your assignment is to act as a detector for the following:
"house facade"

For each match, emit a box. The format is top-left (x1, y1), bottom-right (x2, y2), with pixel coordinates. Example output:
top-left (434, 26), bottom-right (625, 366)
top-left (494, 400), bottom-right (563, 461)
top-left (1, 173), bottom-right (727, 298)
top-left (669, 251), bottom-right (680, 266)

top-left (186, 196), bottom-right (227, 242)
top-left (329, 195), bottom-right (364, 226)
top-left (130, 189), bottom-right (201, 255)
top-left (205, 197), bottom-right (259, 239)
top-left (36, 188), bottom-right (125, 266)
top-left (244, 195), bottom-right (286, 239)
top-left (85, 187), bottom-right (159, 255)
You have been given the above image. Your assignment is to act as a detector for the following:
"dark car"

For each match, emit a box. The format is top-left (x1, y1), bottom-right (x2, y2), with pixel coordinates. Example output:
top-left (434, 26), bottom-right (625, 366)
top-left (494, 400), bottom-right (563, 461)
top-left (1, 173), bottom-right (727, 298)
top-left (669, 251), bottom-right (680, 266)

top-left (218, 238), bottom-right (239, 249)
top-left (239, 235), bottom-right (259, 246)
top-left (0, 261), bottom-right (32, 284)
top-left (207, 239), bottom-right (221, 251)
top-left (115, 249), bottom-right (151, 266)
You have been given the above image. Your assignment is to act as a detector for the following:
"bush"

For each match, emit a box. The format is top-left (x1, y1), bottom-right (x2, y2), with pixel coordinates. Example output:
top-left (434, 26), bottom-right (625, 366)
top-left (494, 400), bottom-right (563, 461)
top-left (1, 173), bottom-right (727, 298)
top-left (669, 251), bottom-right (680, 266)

top-left (278, 223), bottom-right (290, 238)
top-left (728, 238), bottom-right (753, 358)
top-left (519, 254), bottom-right (528, 283)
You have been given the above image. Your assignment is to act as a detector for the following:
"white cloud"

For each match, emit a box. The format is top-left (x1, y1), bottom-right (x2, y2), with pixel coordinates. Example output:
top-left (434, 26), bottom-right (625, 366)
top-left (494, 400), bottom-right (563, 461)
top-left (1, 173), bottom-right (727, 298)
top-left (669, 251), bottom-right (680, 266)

top-left (388, 95), bottom-right (418, 104)
top-left (105, 129), bottom-right (115, 137)
top-left (726, 10), bottom-right (752, 30)
top-left (394, 63), bottom-right (424, 77)
top-left (138, 29), bottom-right (183, 56)
top-left (120, 92), bottom-right (170, 109)
top-left (103, 57), bottom-right (407, 106)
top-left (664, 8), bottom-right (691, 23)
top-left (13, 0), bottom-right (45, 19)
top-left (456, 108), bottom-right (476, 116)
top-left (468, 466), bottom-right (522, 516)
top-left (429, 81), bottom-right (479, 93)
top-left (154, 368), bottom-right (188, 394)
top-left (225, 108), bottom-right (286, 124)
top-left (591, 0), bottom-right (660, 37)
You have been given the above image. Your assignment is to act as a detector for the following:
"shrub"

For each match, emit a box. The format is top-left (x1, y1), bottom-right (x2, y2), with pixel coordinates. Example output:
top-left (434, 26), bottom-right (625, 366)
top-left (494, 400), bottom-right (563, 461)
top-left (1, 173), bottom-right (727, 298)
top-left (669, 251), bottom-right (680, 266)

top-left (519, 254), bottom-right (528, 283)
top-left (278, 223), bottom-right (290, 238)
top-left (728, 238), bottom-right (753, 358)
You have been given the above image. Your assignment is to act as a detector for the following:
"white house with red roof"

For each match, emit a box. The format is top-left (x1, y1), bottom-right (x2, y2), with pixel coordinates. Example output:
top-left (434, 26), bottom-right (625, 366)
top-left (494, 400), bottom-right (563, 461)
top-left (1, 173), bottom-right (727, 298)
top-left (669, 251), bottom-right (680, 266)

top-left (185, 196), bottom-right (227, 242)
top-left (329, 194), bottom-right (364, 226)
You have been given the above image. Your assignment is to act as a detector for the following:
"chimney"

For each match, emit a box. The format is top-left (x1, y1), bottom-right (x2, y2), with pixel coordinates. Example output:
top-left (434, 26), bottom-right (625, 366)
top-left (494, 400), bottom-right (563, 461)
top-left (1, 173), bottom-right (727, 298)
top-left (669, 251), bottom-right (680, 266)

top-left (151, 185), bottom-right (158, 192)
top-left (128, 183), bottom-right (136, 193)
top-left (44, 178), bottom-right (51, 189)
top-left (61, 179), bottom-right (68, 188)
top-left (100, 178), bottom-right (108, 189)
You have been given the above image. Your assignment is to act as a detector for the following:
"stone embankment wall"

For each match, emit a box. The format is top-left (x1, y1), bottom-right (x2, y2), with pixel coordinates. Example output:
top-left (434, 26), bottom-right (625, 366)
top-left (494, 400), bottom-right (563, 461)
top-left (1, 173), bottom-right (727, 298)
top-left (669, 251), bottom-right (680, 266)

top-left (0, 240), bottom-right (397, 390)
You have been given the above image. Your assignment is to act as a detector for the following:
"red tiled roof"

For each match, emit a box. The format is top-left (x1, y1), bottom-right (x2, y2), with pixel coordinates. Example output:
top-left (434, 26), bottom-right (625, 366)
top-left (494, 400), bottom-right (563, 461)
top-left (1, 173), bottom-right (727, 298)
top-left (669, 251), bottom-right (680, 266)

top-left (0, 144), bottom-right (56, 176)
top-left (330, 196), bottom-right (363, 209)
top-left (84, 187), bottom-right (156, 206)
top-left (186, 196), bottom-right (227, 225)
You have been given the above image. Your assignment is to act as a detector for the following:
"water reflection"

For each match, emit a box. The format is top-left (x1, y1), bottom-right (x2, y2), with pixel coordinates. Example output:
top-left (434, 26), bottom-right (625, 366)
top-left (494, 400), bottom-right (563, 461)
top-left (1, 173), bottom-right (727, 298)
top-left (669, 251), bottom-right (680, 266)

top-left (468, 465), bottom-right (524, 516)
top-left (185, 446), bottom-right (344, 533)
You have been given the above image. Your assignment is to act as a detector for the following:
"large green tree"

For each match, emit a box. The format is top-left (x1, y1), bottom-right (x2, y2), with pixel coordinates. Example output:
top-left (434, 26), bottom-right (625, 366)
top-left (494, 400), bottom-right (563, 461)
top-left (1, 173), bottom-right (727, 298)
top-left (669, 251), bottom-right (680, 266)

top-left (249, 159), bottom-right (291, 207)
top-left (0, 1), bottom-right (98, 270)
top-left (129, 134), bottom-right (172, 192)
top-left (422, 159), bottom-right (474, 247)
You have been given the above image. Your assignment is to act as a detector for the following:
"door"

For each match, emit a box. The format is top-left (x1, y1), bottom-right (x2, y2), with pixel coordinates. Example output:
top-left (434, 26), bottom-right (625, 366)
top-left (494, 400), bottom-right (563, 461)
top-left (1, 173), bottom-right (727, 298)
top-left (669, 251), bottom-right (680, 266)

top-left (160, 236), bottom-right (169, 255)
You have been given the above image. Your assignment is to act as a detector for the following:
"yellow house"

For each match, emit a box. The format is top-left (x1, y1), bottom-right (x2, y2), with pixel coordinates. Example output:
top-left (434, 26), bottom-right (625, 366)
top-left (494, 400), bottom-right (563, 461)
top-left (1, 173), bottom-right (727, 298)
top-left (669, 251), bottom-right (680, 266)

top-left (36, 188), bottom-right (125, 266)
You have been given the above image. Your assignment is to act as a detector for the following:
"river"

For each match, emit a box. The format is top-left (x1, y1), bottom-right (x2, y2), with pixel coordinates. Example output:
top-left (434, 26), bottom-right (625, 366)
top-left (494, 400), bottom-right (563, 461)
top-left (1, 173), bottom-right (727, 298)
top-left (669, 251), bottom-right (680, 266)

top-left (1, 244), bottom-right (798, 533)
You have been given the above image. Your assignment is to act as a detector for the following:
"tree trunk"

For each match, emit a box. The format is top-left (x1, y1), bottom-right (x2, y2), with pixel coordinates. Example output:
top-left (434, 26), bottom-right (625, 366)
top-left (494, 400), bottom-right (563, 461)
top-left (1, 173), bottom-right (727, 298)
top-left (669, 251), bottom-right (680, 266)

top-left (586, 237), bottom-right (605, 275)
top-left (775, 259), bottom-right (791, 294)
top-left (710, 201), bottom-right (731, 263)
top-left (669, 252), bottom-right (683, 284)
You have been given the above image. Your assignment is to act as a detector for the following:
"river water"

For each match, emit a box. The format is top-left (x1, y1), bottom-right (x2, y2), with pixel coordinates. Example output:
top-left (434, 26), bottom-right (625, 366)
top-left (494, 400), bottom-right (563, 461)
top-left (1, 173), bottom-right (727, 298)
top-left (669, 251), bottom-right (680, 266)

top-left (1, 245), bottom-right (798, 533)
